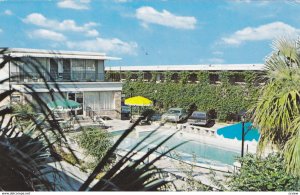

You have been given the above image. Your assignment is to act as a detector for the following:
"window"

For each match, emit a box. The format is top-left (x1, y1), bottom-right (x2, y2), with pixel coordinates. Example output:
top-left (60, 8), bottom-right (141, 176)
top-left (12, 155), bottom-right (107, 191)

top-left (99, 92), bottom-right (114, 110)
top-left (209, 74), bottom-right (219, 84)
top-left (68, 92), bottom-right (84, 115)
top-left (72, 59), bottom-right (85, 71)
top-left (37, 58), bottom-right (48, 72)
top-left (50, 59), bottom-right (58, 79)
top-left (85, 60), bottom-right (96, 81)
top-left (85, 60), bottom-right (96, 71)
top-left (72, 59), bottom-right (85, 80)
top-left (62, 59), bottom-right (71, 80)
top-left (168, 109), bottom-right (180, 114)
top-left (84, 92), bottom-right (115, 111)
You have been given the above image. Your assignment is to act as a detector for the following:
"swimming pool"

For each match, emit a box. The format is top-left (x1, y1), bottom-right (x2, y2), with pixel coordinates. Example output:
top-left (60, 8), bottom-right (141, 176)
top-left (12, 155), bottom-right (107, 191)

top-left (217, 122), bottom-right (260, 141)
top-left (113, 130), bottom-right (240, 166)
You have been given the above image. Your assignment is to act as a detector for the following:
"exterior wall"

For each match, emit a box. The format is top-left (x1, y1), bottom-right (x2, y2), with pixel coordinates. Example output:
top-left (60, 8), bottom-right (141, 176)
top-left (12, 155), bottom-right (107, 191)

top-left (17, 82), bottom-right (122, 93)
top-left (105, 64), bottom-right (266, 84)
top-left (9, 58), bottom-right (106, 83)
top-left (0, 58), bottom-right (10, 107)
top-left (106, 70), bottom-right (265, 85)
top-left (8, 90), bottom-right (122, 119)
top-left (0, 58), bottom-right (10, 91)
top-left (99, 95), bottom-right (121, 119)
top-left (36, 92), bottom-right (67, 103)
top-left (10, 82), bottom-right (122, 119)
top-left (0, 58), bottom-right (8, 80)
top-left (84, 91), bottom-right (121, 119)
top-left (98, 91), bottom-right (121, 119)
top-left (114, 91), bottom-right (121, 119)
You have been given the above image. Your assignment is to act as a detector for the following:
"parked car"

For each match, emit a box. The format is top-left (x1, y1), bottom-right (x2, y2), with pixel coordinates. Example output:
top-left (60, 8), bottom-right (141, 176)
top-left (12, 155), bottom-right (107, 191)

top-left (121, 105), bottom-right (131, 119)
top-left (188, 111), bottom-right (215, 127)
top-left (150, 113), bottom-right (162, 121)
top-left (161, 108), bottom-right (188, 123)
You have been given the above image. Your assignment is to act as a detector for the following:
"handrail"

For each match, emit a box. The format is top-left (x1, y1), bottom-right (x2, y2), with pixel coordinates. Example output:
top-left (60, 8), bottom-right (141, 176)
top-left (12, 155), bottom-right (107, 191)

top-left (10, 71), bottom-right (105, 82)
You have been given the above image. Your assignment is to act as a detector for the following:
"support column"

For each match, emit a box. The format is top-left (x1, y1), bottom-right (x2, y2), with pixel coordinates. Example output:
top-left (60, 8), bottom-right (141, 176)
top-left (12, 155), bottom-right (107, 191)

top-left (114, 91), bottom-right (121, 119)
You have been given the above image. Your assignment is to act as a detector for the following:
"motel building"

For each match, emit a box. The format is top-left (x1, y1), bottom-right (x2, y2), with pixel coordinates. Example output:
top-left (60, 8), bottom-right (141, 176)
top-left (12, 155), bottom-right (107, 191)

top-left (105, 64), bottom-right (266, 84)
top-left (0, 48), bottom-right (123, 119)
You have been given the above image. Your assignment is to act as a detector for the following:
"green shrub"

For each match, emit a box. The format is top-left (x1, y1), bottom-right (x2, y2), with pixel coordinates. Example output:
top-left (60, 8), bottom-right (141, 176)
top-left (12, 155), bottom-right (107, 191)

top-left (123, 78), bottom-right (260, 121)
top-left (227, 154), bottom-right (300, 191)
top-left (76, 127), bottom-right (113, 168)
top-left (12, 103), bottom-right (36, 121)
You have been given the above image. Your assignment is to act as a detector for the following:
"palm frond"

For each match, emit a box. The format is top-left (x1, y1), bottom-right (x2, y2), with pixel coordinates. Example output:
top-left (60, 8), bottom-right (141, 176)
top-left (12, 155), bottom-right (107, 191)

top-left (252, 37), bottom-right (300, 176)
top-left (284, 117), bottom-right (300, 176)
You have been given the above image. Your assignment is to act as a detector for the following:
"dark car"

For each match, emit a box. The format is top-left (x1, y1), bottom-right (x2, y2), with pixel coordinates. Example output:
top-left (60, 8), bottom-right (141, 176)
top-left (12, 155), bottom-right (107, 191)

top-left (150, 113), bottom-right (162, 121)
top-left (188, 111), bottom-right (215, 127)
top-left (121, 105), bottom-right (131, 119)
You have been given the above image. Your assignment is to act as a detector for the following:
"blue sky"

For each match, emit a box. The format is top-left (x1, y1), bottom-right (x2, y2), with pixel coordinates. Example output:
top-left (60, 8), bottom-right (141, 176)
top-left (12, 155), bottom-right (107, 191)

top-left (0, 0), bottom-right (300, 66)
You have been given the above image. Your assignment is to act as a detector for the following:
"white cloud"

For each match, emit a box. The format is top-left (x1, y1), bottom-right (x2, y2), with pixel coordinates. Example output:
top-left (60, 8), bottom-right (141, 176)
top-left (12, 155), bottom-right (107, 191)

top-left (66, 37), bottom-right (138, 55)
top-left (28, 29), bottom-right (66, 41)
top-left (57, 0), bottom-right (90, 10)
top-left (222, 22), bottom-right (300, 45)
top-left (233, 0), bottom-right (269, 4)
top-left (212, 51), bottom-right (224, 56)
top-left (23, 13), bottom-right (99, 37)
top-left (4, 9), bottom-right (13, 15)
top-left (86, 29), bottom-right (99, 37)
top-left (136, 6), bottom-right (197, 30)
top-left (0, 28), bottom-right (3, 33)
top-left (286, 0), bottom-right (300, 5)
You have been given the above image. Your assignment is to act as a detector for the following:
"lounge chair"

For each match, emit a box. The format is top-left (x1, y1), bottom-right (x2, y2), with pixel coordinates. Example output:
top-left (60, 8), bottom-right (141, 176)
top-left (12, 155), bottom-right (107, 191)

top-left (59, 118), bottom-right (74, 132)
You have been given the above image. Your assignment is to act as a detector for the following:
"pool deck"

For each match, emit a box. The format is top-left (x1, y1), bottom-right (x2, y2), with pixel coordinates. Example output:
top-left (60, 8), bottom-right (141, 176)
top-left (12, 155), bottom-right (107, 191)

top-left (105, 119), bottom-right (258, 154)
top-left (57, 119), bottom-right (249, 190)
top-left (103, 118), bottom-right (259, 189)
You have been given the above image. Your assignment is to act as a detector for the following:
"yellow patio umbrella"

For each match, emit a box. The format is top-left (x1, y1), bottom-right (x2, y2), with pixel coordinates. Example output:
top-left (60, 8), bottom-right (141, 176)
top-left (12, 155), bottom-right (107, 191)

top-left (125, 96), bottom-right (153, 106)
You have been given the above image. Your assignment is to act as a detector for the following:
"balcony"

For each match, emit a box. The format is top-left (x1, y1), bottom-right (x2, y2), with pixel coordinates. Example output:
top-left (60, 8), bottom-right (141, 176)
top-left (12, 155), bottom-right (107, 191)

top-left (10, 71), bottom-right (105, 83)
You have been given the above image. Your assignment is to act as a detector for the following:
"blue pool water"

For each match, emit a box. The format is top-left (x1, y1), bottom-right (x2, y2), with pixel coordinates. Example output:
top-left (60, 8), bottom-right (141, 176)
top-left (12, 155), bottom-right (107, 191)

top-left (217, 122), bottom-right (260, 141)
top-left (114, 131), bottom-right (240, 166)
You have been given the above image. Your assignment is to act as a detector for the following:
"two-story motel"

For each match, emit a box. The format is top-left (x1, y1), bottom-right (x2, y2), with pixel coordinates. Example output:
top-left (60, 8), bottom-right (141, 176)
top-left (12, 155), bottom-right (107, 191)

top-left (0, 48), bottom-right (122, 119)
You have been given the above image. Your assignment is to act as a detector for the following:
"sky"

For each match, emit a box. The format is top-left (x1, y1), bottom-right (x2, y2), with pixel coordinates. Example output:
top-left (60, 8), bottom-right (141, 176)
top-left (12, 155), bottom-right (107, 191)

top-left (0, 0), bottom-right (300, 67)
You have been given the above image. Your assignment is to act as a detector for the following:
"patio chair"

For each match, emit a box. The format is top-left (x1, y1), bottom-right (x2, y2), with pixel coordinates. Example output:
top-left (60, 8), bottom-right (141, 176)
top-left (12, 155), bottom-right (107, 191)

top-left (130, 114), bottom-right (151, 125)
top-left (59, 118), bottom-right (74, 132)
top-left (95, 116), bottom-right (107, 127)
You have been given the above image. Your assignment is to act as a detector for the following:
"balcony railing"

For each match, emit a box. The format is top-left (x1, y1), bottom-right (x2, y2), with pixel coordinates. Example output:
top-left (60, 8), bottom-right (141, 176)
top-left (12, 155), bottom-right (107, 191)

top-left (10, 71), bottom-right (105, 83)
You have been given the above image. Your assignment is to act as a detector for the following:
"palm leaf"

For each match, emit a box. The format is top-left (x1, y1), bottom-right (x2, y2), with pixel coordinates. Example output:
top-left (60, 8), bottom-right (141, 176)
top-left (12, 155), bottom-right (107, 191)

top-left (252, 38), bottom-right (300, 176)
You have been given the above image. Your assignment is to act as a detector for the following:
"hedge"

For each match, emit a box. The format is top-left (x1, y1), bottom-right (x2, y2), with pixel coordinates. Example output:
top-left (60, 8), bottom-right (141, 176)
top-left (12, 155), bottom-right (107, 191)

top-left (120, 71), bottom-right (261, 121)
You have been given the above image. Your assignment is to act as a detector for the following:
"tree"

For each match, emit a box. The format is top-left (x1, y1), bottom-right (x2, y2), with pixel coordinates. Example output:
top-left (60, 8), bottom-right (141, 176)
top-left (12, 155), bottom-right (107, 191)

top-left (251, 38), bottom-right (300, 176)
top-left (227, 154), bottom-right (300, 191)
